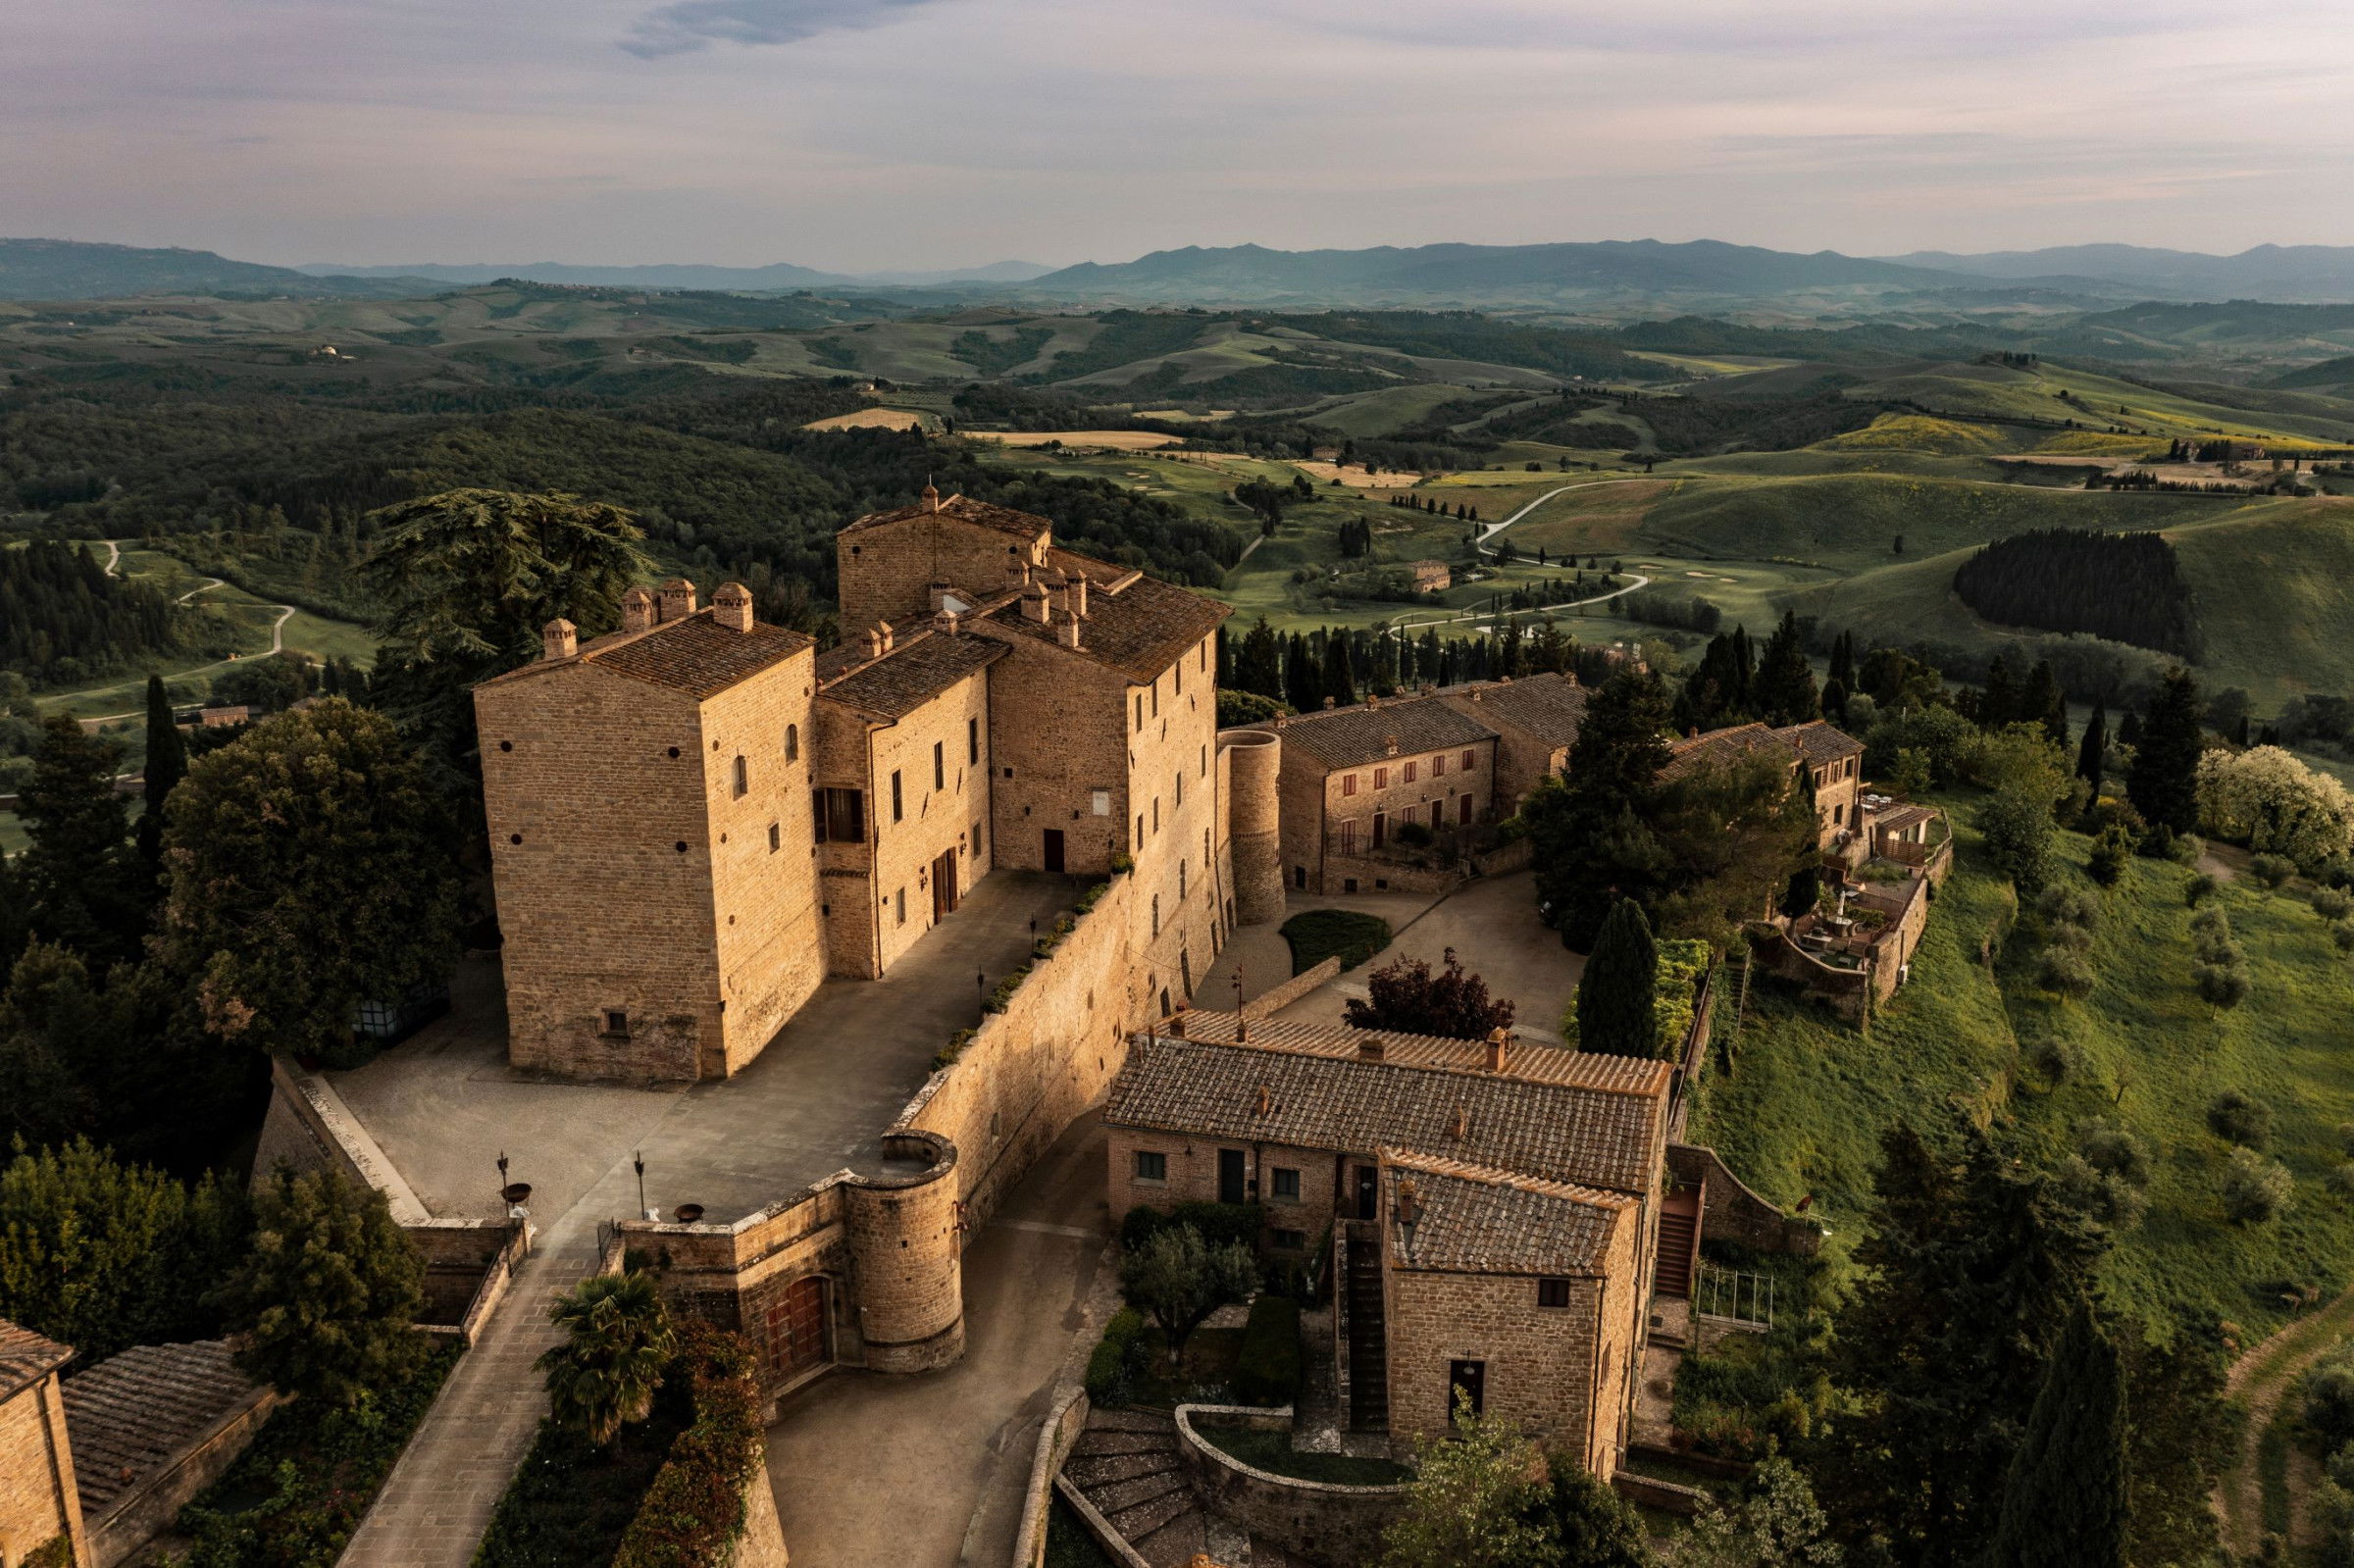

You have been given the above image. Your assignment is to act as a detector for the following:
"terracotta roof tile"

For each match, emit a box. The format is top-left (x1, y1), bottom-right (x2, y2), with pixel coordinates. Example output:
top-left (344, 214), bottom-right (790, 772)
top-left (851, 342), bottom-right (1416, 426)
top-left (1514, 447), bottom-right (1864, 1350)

top-left (1775, 721), bottom-right (1866, 765)
top-left (1258, 691), bottom-right (1500, 771)
top-left (0, 1316), bottom-right (72, 1397)
top-left (1664, 719), bottom-right (1861, 779)
top-left (1435, 673), bottom-right (1588, 749)
top-left (816, 630), bottom-right (1006, 719)
top-left (842, 492), bottom-right (1052, 541)
top-left (1383, 1152), bottom-right (1632, 1275)
top-left (977, 558), bottom-right (1229, 683)
top-left (1176, 1010), bottom-right (1669, 1093)
top-left (1105, 1030), bottom-right (1667, 1196)
top-left (582, 610), bottom-right (813, 700)
top-left (63, 1340), bottom-right (265, 1519)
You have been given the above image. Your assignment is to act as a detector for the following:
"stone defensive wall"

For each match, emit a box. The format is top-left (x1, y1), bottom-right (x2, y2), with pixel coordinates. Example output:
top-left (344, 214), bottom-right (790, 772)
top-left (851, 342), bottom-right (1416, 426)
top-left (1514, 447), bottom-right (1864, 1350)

top-left (623, 867), bottom-right (1154, 1401)
top-left (1218, 727), bottom-right (1285, 928)
top-left (1171, 1404), bottom-right (1407, 1568)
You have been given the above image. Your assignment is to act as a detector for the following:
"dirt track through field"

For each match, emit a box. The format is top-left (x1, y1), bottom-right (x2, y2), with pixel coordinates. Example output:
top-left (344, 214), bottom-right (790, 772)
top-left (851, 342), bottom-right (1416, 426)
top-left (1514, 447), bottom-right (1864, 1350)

top-left (2217, 1289), bottom-right (2354, 1557)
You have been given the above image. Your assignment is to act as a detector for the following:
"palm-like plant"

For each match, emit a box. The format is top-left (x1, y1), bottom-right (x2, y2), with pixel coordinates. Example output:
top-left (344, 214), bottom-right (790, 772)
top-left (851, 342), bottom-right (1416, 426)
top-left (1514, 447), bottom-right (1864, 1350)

top-left (537, 1270), bottom-right (677, 1446)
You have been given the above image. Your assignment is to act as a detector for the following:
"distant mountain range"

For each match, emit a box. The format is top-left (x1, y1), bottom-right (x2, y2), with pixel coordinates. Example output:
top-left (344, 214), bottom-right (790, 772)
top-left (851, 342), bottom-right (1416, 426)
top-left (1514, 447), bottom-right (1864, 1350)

top-left (290, 258), bottom-right (1057, 289)
top-left (10, 235), bottom-right (2354, 309)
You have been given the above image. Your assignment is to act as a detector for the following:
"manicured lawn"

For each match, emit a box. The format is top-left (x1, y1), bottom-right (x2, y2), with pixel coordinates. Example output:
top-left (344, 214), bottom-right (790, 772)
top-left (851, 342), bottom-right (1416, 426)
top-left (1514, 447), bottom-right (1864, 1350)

top-left (1278, 910), bottom-right (1393, 976)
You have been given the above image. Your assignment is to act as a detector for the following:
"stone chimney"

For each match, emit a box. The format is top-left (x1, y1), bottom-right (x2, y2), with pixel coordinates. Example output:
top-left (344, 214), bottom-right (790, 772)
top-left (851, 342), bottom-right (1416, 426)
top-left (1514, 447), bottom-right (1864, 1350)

top-left (928, 582), bottom-right (953, 612)
top-left (860, 626), bottom-right (885, 661)
top-left (711, 582), bottom-right (753, 633)
top-left (1254, 1084), bottom-right (1272, 1118)
top-left (1168, 1009), bottom-right (1187, 1037)
top-left (621, 586), bottom-right (656, 633)
top-left (1385, 735), bottom-right (1399, 756)
top-left (1356, 1036), bottom-right (1385, 1062)
top-left (1021, 583), bottom-right (1050, 624)
top-left (658, 579), bottom-right (697, 623)
top-left (1450, 1104), bottom-right (1470, 1138)
top-left (542, 619), bottom-right (577, 661)
top-left (1006, 560), bottom-right (1032, 592)
top-left (923, 482), bottom-right (942, 513)
top-left (1365, 693), bottom-right (1380, 710)
top-left (934, 607), bottom-right (962, 635)
top-left (1323, 695), bottom-right (1336, 710)
top-left (1485, 1027), bottom-right (1509, 1074)
top-left (1055, 610), bottom-right (1082, 650)
top-left (875, 618), bottom-right (895, 654)
top-left (1068, 575), bottom-right (1089, 617)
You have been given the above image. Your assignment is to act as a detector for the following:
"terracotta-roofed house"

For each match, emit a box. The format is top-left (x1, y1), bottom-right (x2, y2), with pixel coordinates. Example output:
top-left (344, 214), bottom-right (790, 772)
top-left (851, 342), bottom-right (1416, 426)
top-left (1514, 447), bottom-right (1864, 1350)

top-left (1252, 673), bottom-right (1585, 895)
top-left (1664, 718), bottom-right (1864, 849)
top-left (1102, 1016), bottom-right (1670, 1474)
top-left (1, 1317), bottom-right (86, 1568)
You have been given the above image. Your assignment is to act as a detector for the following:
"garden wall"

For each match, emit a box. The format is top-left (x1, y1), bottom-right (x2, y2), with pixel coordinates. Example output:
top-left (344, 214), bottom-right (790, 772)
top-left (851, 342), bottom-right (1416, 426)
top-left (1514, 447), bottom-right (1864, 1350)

top-left (1172, 1405), bottom-right (1407, 1568)
top-left (1666, 1143), bottom-right (1820, 1256)
top-left (1013, 1387), bottom-right (1091, 1568)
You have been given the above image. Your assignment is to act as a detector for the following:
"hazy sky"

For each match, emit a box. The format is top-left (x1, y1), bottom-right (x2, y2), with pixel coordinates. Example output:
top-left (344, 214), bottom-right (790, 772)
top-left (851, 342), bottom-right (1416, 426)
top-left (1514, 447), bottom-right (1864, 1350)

top-left (8, 0), bottom-right (2352, 271)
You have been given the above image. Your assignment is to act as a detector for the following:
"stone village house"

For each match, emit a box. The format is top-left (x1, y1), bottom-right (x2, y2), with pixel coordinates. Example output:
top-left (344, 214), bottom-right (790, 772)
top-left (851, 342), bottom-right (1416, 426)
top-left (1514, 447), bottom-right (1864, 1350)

top-left (1104, 1013), bottom-right (1673, 1472)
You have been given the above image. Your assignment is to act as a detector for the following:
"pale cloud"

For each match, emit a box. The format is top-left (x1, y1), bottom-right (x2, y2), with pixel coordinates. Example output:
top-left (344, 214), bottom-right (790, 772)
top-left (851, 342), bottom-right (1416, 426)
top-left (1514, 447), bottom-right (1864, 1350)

top-left (1, 0), bottom-right (2350, 269)
top-left (619, 0), bottom-right (947, 59)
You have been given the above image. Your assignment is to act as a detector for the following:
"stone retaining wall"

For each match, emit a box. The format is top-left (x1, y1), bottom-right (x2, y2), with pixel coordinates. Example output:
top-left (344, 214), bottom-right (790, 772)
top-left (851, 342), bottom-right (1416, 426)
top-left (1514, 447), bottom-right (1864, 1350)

top-left (1241, 957), bottom-right (1341, 1021)
top-left (1172, 1405), bottom-right (1407, 1568)
top-left (1013, 1387), bottom-right (1091, 1568)
top-left (1666, 1143), bottom-right (1821, 1256)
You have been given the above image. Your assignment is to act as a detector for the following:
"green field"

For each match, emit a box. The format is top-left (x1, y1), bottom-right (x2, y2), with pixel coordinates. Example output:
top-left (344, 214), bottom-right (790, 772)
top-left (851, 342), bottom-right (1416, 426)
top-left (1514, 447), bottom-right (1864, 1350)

top-left (1691, 809), bottom-right (2354, 1340)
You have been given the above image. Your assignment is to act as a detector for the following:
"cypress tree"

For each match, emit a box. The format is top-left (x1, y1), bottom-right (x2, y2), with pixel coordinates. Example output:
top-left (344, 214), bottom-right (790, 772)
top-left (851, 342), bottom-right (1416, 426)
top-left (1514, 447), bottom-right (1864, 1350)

top-left (2118, 709), bottom-right (2142, 747)
top-left (2076, 704), bottom-right (2109, 792)
top-left (1321, 632), bottom-right (1357, 709)
top-left (1285, 632), bottom-right (1322, 714)
top-left (2023, 660), bottom-right (2069, 749)
top-left (1986, 1304), bottom-right (2129, 1568)
top-left (1980, 654), bottom-right (2017, 730)
top-left (2127, 668), bottom-right (2203, 835)
top-left (1753, 610), bottom-right (1820, 727)
top-left (1576, 897), bottom-right (1659, 1057)
top-left (136, 673), bottom-right (185, 863)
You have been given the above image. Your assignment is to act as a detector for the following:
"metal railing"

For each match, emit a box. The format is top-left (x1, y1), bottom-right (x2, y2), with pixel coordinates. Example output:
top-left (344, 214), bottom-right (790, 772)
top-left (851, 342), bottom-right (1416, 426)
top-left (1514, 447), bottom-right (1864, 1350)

top-left (1694, 1263), bottom-right (1774, 1330)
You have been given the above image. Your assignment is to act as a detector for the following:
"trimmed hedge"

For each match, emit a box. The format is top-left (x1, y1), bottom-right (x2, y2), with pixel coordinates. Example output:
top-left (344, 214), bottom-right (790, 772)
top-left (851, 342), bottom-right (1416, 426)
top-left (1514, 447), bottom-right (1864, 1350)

top-left (1084, 1306), bottom-right (1151, 1406)
top-left (1233, 1293), bottom-right (1302, 1406)
top-left (610, 1327), bottom-right (765, 1568)
top-left (1277, 909), bottom-right (1392, 975)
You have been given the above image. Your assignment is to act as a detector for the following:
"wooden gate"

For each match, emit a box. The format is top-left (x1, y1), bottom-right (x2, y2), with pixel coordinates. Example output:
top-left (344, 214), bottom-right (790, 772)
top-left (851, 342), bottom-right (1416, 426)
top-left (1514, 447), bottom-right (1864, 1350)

top-left (764, 1274), bottom-right (828, 1382)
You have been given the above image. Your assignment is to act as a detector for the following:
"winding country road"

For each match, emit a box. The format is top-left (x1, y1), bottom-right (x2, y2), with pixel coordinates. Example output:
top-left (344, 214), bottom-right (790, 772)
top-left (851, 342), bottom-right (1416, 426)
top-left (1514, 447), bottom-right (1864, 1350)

top-left (1380, 480), bottom-right (1664, 635)
top-left (66, 541), bottom-right (298, 721)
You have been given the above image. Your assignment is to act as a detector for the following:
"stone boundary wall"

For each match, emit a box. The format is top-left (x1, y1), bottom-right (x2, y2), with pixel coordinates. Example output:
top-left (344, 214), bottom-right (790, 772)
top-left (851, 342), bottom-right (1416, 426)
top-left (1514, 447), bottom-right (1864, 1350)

top-left (253, 1058), bottom-right (429, 1224)
top-left (1666, 1143), bottom-right (1821, 1256)
top-left (1172, 1405), bottom-right (1407, 1568)
top-left (83, 1387), bottom-right (285, 1568)
top-left (722, 1454), bottom-right (791, 1568)
top-left (1241, 957), bottom-right (1341, 1021)
top-left (1013, 1387), bottom-right (1091, 1568)
top-left (1051, 1477), bottom-right (1151, 1568)
top-left (408, 1220), bottom-right (528, 1347)
top-left (1471, 835), bottom-right (1533, 878)
top-left (895, 871), bottom-right (1141, 1233)
top-left (1611, 1470), bottom-right (1709, 1516)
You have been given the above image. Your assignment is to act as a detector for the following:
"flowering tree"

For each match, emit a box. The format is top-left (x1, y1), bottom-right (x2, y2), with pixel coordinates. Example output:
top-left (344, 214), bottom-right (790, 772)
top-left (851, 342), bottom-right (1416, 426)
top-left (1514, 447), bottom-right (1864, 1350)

top-left (2196, 746), bottom-right (2354, 869)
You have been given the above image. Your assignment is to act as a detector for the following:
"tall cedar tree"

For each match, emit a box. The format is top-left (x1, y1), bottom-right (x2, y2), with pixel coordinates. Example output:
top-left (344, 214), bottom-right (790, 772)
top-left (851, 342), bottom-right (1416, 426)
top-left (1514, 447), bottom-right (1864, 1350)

top-left (215, 1164), bottom-right (426, 1406)
top-left (17, 717), bottom-right (151, 968)
top-left (1524, 669), bottom-right (1674, 947)
top-left (162, 700), bottom-right (463, 1064)
top-left (359, 488), bottom-right (653, 802)
top-left (2127, 667), bottom-right (2203, 834)
top-left (1576, 899), bottom-right (1660, 1057)
top-left (1752, 610), bottom-right (1819, 727)
top-left (1817, 1120), bottom-right (2104, 1566)
top-left (1346, 947), bottom-right (1516, 1039)
top-left (1987, 1303), bottom-right (2129, 1568)
top-left (136, 672), bottom-right (185, 863)
top-left (2076, 703), bottom-right (2109, 791)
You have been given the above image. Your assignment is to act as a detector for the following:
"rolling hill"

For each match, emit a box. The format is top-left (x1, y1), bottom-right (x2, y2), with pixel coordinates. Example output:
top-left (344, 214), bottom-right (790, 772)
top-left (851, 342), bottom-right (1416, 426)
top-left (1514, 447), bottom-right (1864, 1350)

top-left (0, 238), bottom-right (437, 300)
top-left (1884, 243), bottom-right (2354, 303)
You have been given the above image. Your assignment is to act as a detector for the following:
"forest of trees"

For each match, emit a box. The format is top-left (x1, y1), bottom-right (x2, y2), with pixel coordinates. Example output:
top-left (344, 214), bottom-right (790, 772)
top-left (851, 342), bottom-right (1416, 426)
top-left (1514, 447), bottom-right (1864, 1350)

top-left (0, 538), bottom-right (196, 686)
top-left (1952, 529), bottom-right (2203, 659)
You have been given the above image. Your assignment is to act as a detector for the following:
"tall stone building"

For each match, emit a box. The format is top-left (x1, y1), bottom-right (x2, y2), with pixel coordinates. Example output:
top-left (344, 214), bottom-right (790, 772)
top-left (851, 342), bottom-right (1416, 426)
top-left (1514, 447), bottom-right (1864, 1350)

top-left (476, 488), bottom-right (1246, 1082)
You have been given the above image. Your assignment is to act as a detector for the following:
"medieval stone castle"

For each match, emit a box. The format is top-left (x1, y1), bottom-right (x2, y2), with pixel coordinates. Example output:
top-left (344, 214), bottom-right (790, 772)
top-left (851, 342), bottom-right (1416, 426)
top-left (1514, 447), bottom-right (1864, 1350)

top-left (475, 486), bottom-right (1268, 1083)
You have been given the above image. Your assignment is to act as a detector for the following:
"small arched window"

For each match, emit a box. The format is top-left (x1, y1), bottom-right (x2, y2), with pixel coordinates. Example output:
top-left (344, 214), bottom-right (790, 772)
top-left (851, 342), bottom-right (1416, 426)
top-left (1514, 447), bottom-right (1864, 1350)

top-left (732, 756), bottom-right (748, 797)
top-left (785, 723), bottom-right (799, 762)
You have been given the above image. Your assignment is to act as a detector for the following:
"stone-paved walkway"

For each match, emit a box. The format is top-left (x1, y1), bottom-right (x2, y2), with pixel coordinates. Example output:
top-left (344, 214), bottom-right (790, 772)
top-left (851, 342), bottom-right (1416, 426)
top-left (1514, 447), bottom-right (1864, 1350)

top-left (339, 1204), bottom-right (599, 1568)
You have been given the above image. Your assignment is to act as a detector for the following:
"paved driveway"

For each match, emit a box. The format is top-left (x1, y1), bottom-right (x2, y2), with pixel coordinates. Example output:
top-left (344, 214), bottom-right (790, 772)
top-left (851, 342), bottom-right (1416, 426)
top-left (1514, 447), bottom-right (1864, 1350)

top-left (334, 869), bottom-right (1093, 1223)
top-left (765, 1113), bottom-right (1114, 1568)
top-left (1202, 871), bottom-right (1577, 1042)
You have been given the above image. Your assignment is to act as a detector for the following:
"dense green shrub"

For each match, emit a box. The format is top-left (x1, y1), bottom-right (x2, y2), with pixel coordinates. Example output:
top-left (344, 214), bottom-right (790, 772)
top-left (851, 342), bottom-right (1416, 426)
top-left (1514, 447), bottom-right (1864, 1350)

top-left (2251, 852), bottom-right (2298, 888)
top-left (2317, 886), bottom-right (2354, 922)
top-left (474, 1378), bottom-right (693, 1568)
top-left (610, 1327), bottom-right (764, 1568)
top-left (2223, 1148), bottom-right (2293, 1224)
top-left (1121, 1200), bottom-right (1262, 1255)
top-left (1232, 1293), bottom-right (1302, 1406)
top-left (2206, 1089), bottom-right (2275, 1149)
top-left (1084, 1307), bottom-right (1151, 1406)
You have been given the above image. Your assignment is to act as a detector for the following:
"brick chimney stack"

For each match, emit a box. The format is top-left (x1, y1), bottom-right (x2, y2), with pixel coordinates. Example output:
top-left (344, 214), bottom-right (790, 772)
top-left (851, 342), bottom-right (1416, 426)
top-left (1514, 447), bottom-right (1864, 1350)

top-left (657, 579), bottom-right (697, 623)
top-left (1055, 609), bottom-right (1082, 649)
top-left (1021, 582), bottom-right (1050, 624)
top-left (875, 618), bottom-right (895, 654)
top-left (621, 586), bottom-right (656, 633)
top-left (1068, 575), bottom-right (1089, 617)
top-left (1485, 1028), bottom-right (1509, 1074)
top-left (711, 582), bottom-right (753, 633)
top-left (542, 619), bottom-right (577, 661)
top-left (861, 626), bottom-right (884, 661)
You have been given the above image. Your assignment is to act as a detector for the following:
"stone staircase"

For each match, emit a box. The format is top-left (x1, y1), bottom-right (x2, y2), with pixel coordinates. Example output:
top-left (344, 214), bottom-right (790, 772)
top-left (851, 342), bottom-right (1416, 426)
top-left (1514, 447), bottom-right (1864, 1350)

top-left (1347, 1235), bottom-right (1389, 1433)
top-left (1063, 1409), bottom-right (1204, 1568)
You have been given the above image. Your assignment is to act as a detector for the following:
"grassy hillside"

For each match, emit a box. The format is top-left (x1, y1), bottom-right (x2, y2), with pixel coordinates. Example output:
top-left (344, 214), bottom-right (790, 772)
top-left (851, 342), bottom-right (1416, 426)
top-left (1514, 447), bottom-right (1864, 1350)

top-left (1692, 814), bottom-right (2354, 1339)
